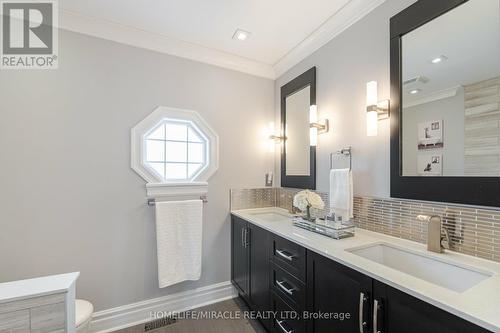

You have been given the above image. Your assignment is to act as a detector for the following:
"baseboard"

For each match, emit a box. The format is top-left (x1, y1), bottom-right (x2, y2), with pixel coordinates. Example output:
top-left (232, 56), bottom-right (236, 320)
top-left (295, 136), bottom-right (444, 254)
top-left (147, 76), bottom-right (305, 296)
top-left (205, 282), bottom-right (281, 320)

top-left (90, 281), bottom-right (238, 333)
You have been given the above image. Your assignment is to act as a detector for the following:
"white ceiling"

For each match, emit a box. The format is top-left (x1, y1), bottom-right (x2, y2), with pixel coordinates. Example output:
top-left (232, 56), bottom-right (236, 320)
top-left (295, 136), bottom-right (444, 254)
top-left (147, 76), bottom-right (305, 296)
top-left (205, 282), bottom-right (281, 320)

top-left (59, 0), bottom-right (387, 78)
top-left (402, 0), bottom-right (500, 106)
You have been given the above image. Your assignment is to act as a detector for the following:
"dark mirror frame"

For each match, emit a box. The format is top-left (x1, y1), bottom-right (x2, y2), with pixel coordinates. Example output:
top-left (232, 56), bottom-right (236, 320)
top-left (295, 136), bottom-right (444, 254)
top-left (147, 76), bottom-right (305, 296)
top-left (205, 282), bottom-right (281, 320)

top-left (390, 0), bottom-right (500, 207)
top-left (281, 67), bottom-right (317, 190)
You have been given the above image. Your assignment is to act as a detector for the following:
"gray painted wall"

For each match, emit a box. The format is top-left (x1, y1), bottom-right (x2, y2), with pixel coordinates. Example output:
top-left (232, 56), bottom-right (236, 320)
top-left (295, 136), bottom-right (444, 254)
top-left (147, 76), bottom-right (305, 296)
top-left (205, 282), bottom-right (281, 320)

top-left (275, 0), bottom-right (416, 196)
top-left (0, 30), bottom-right (274, 311)
top-left (402, 89), bottom-right (465, 176)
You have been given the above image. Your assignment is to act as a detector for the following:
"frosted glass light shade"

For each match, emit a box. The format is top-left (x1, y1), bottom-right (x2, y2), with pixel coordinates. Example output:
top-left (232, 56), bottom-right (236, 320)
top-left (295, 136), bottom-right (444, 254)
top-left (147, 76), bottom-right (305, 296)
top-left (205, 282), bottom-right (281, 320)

top-left (309, 105), bottom-right (318, 146)
top-left (310, 127), bottom-right (318, 146)
top-left (309, 105), bottom-right (318, 123)
top-left (366, 110), bottom-right (378, 137)
top-left (366, 81), bottom-right (378, 106)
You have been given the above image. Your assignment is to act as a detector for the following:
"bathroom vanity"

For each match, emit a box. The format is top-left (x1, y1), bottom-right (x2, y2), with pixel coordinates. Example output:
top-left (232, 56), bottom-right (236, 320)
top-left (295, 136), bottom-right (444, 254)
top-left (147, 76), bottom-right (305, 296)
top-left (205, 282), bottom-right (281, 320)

top-left (0, 272), bottom-right (79, 333)
top-left (231, 208), bottom-right (500, 333)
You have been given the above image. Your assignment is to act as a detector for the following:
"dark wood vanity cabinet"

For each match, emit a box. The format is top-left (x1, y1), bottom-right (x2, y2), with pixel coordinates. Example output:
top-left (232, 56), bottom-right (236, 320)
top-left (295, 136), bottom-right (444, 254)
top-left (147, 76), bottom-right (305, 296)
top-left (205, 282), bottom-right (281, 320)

top-left (249, 223), bottom-right (271, 329)
top-left (231, 216), bottom-right (249, 297)
top-left (269, 233), bottom-right (307, 333)
top-left (231, 216), bottom-right (271, 330)
top-left (231, 215), bottom-right (491, 333)
top-left (307, 251), bottom-right (372, 333)
top-left (307, 252), bottom-right (490, 333)
top-left (373, 281), bottom-right (490, 333)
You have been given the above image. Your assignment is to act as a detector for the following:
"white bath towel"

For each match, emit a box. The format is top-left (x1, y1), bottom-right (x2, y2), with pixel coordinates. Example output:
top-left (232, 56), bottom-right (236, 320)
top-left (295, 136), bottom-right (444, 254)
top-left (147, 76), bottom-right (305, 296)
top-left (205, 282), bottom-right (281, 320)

top-left (329, 168), bottom-right (353, 221)
top-left (155, 200), bottom-right (203, 288)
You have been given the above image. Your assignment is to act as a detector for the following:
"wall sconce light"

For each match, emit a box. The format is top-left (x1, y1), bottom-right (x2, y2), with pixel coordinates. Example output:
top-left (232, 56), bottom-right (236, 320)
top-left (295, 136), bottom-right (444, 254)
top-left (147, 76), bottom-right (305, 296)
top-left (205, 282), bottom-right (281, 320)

top-left (265, 122), bottom-right (283, 153)
top-left (309, 105), bottom-right (329, 146)
top-left (268, 122), bottom-right (284, 145)
top-left (366, 81), bottom-right (390, 137)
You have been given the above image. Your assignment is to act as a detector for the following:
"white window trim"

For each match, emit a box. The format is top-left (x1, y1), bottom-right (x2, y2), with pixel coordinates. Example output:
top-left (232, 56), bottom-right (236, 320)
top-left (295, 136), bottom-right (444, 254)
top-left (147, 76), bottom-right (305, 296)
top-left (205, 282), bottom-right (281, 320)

top-left (131, 106), bottom-right (219, 197)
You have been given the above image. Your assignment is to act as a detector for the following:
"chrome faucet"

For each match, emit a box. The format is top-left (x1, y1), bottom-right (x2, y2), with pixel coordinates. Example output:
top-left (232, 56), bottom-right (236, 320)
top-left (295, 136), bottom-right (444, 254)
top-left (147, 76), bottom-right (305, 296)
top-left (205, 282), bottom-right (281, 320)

top-left (416, 215), bottom-right (451, 253)
top-left (290, 205), bottom-right (301, 215)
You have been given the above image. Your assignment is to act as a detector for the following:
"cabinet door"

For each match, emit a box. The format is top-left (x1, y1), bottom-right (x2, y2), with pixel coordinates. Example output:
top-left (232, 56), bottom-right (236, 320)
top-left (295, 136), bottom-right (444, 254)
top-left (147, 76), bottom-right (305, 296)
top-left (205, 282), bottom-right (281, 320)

top-left (248, 224), bottom-right (271, 330)
top-left (231, 216), bottom-right (249, 298)
top-left (307, 251), bottom-right (372, 333)
top-left (373, 281), bottom-right (491, 333)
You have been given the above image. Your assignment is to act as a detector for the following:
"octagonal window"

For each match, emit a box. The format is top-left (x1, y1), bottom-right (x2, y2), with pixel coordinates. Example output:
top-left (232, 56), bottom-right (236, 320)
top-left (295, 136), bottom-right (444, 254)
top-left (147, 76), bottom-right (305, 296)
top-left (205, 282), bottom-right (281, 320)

top-left (131, 106), bottom-right (219, 186)
top-left (144, 119), bottom-right (209, 181)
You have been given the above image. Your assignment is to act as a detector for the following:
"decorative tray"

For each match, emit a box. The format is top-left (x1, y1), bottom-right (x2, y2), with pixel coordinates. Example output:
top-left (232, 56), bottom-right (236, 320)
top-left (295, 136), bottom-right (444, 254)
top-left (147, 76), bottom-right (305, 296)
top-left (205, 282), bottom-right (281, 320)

top-left (292, 218), bottom-right (355, 240)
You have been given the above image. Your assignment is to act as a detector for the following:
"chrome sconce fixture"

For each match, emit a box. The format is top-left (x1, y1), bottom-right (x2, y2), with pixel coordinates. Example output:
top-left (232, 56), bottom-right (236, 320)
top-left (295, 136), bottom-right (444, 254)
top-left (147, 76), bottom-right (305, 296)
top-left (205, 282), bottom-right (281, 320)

top-left (267, 122), bottom-right (285, 143)
top-left (267, 122), bottom-right (284, 153)
top-left (309, 105), bottom-right (329, 146)
top-left (269, 134), bottom-right (285, 143)
top-left (366, 81), bottom-right (390, 136)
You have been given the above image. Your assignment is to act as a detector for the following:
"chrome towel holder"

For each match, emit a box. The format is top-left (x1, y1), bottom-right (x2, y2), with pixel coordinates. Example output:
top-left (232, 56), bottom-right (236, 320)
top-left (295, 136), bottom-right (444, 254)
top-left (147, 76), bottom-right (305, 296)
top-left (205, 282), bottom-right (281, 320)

top-left (330, 146), bottom-right (352, 170)
top-left (147, 195), bottom-right (208, 206)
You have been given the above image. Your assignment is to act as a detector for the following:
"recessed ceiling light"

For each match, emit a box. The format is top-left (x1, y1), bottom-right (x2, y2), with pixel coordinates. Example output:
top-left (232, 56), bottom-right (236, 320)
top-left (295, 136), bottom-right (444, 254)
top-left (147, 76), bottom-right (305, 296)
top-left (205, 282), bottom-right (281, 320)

top-left (233, 29), bottom-right (251, 41)
top-left (410, 89), bottom-right (421, 95)
top-left (430, 55), bottom-right (448, 64)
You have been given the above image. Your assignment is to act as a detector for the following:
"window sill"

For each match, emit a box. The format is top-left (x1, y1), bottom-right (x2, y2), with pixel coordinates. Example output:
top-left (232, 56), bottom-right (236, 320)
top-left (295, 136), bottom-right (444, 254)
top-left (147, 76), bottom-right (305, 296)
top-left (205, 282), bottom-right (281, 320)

top-left (146, 182), bottom-right (208, 199)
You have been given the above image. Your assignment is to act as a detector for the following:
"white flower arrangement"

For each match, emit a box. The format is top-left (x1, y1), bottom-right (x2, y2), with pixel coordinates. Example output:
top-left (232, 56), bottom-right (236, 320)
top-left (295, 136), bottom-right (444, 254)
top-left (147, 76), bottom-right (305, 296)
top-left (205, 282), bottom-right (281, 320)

top-left (293, 190), bottom-right (325, 212)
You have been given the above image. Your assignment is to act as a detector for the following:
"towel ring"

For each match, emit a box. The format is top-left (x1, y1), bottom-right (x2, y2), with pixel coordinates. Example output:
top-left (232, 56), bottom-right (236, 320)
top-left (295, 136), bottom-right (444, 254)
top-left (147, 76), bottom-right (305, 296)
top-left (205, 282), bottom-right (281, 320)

top-left (330, 147), bottom-right (352, 170)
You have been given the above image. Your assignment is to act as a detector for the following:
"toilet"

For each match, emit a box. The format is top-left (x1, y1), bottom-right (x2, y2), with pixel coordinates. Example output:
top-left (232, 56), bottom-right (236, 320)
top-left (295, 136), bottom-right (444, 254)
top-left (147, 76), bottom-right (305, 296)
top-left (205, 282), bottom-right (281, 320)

top-left (76, 299), bottom-right (94, 333)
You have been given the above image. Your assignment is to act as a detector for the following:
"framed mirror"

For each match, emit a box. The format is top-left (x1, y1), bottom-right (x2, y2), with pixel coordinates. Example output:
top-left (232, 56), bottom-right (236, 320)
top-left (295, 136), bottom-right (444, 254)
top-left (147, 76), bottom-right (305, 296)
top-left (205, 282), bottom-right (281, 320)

top-left (390, 0), bottom-right (500, 206)
top-left (281, 67), bottom-right (316, 189)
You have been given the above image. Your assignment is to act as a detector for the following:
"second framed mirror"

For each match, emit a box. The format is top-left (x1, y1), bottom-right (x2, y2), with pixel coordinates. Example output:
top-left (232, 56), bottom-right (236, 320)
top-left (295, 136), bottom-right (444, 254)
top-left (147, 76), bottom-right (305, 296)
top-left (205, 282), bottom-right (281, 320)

top-left (281, 67), bottom-right (317, 190)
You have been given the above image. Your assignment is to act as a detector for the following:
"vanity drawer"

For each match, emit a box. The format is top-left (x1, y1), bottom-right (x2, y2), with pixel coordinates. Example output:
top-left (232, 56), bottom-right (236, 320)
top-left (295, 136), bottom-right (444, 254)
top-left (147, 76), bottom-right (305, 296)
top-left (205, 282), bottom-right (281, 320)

top-left (271, 234), bottom-right (306, 282)
top-left (270, 262), bottom-right (305, 310)
top-left (270, 292), bottom-right (305, 333)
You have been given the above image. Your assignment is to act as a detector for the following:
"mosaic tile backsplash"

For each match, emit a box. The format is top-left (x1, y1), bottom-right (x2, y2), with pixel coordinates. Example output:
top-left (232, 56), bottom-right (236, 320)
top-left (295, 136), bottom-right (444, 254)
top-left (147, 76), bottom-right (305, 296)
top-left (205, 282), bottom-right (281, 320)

top-left (230, 188), bottom-right (277, 210)
top-left (230, 188), bottom-right (500, 263)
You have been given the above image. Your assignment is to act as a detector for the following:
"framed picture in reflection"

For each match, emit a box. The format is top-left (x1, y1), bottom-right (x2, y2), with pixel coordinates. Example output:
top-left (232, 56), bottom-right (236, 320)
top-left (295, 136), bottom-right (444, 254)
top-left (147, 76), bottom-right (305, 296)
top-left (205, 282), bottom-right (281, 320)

top-left (417, 154), bottom-right (442, 176)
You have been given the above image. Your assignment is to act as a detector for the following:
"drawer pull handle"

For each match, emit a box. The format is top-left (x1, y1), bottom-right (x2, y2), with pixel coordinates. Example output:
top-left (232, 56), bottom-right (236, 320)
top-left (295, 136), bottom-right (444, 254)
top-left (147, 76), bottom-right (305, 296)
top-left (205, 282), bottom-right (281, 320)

top-left (276, 249), bottom-right (295, 261)
top-left (276, 280), bottom-right (295, 296)
top-left (276, 320), bottom-right (294, 333)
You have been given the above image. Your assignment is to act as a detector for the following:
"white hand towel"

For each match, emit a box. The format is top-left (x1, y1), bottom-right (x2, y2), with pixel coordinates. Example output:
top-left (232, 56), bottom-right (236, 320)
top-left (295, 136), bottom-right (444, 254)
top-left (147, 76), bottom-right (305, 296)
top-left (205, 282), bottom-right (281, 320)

top-left (329, 169), bottom-right (353, 221)
top-left (155, 200), bottom-right (203, 288)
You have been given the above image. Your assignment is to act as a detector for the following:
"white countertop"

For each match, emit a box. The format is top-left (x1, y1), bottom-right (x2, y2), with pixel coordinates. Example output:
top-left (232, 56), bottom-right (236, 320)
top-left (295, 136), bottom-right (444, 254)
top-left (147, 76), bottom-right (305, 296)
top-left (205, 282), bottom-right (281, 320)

top-left (232, 207), bottom-right (500, 332)
top-left (0, 272), bottom-right (80, 304)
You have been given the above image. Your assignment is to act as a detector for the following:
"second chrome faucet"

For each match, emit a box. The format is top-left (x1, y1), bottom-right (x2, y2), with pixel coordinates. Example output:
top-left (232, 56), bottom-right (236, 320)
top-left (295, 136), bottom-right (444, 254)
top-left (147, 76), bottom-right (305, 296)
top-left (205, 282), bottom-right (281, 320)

top-left (416, 215), bottom-right (451, 253)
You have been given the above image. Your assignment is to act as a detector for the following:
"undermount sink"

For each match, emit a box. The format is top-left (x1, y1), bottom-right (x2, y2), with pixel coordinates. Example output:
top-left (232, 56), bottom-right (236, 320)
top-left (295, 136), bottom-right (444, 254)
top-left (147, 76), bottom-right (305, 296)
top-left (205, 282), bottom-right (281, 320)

top-left (347, 243), bottom-right (493, 292)
top-left (248, 211), bottom-right (290, 222)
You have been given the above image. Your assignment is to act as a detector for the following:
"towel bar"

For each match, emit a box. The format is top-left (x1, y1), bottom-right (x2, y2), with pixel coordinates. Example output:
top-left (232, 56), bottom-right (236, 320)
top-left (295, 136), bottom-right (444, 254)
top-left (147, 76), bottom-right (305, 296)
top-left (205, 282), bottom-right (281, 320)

top-left (147, 195), bottom-right (208, 206)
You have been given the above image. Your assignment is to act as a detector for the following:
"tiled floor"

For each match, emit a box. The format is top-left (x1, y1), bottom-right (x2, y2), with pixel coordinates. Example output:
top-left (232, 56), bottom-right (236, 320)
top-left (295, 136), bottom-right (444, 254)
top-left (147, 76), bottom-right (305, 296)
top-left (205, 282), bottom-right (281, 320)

top-left (112, 298), bottom-right (266, 333)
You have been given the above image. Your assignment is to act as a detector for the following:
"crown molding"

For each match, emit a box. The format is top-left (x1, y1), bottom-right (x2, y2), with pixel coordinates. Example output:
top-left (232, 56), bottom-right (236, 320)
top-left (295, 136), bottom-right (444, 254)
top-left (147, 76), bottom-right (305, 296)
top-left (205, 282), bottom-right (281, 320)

top-left (273, 0), bottom-right (387, 78)
top-left (59, 0), bottom-right (386, 81)
top-left (59, 10), bottom-right (275, 79)
top-left (404, 85), bottom-right (462, 108)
